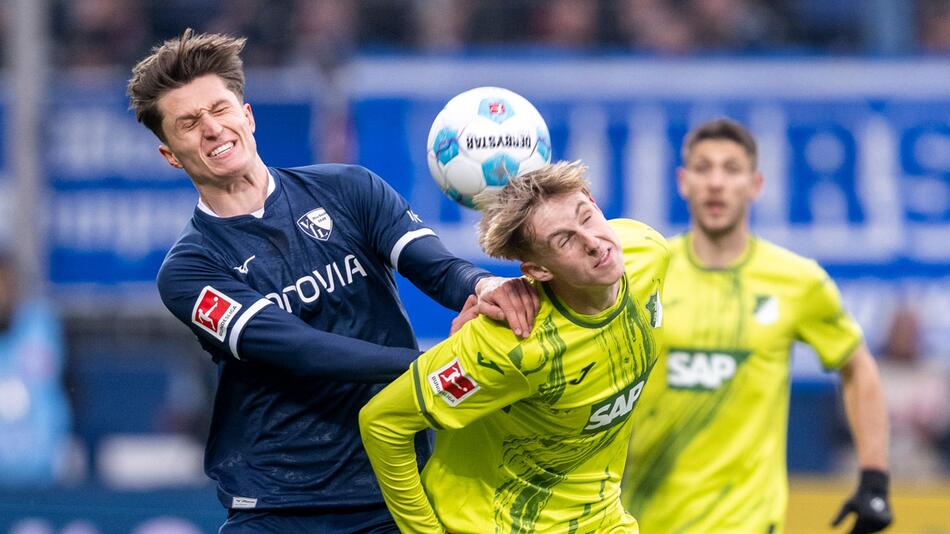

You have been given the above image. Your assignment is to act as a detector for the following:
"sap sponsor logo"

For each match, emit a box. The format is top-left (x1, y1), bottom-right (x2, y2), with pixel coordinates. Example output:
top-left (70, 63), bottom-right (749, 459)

top-left (265, 254), bottom-right (368, 313)
top-left (429, 358), bottom-right (480, 407)
top-left (667, 350), bottom-right (749, 390)
top-left (192, 286), bottom-right (242, 341)
top-left (297, 208), bottom-right (333, 241)
top-left (583, 378), bottom-right (647, 433)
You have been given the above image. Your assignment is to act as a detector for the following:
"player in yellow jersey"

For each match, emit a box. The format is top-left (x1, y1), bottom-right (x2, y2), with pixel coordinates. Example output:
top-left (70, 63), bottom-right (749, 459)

top-left (360, 161), bottom-right (670, 533)
top-left (621, 118), bottom-right (892, 534)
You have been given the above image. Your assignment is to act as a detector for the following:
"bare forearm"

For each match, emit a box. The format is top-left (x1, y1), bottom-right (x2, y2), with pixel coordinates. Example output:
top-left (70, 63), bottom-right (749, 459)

top-left (840, 346), bottom-right (889, 470)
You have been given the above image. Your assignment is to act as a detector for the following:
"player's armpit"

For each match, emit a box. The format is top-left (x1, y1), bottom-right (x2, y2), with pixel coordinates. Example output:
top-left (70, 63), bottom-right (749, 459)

top-left (359, 372), bottom-right (446, 534)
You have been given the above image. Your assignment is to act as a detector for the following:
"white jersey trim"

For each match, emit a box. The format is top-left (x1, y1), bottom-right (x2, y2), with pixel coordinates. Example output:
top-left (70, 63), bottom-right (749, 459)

top-left (228, 298), bottom-right (273, 359)
top-left (198, 171), bottom-right (276, 219)
top-left (389, 228), bottom-right (436, 269)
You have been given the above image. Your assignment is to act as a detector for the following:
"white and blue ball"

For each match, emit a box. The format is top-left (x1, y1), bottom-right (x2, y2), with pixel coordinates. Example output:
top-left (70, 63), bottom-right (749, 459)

top-left (427, 86), bottom-right (551, 209)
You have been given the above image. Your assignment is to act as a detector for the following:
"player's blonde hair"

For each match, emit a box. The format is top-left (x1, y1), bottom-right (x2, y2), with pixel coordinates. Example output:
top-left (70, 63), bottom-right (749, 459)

top-left (128, 28), bottom-right (247, 142)
top-left (477, 160), bottom-right (591, 260)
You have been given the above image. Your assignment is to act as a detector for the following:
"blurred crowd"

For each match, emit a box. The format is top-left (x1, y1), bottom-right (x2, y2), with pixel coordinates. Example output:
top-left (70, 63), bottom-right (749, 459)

top-left (44, 0), bottom-right (950, 72)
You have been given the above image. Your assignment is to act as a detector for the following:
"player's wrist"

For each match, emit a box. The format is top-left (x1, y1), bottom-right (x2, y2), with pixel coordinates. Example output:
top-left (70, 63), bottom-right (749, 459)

top-left (858, 468), bottom-right (889, 494)
top-left (473, 275), bottom-right (497, 297)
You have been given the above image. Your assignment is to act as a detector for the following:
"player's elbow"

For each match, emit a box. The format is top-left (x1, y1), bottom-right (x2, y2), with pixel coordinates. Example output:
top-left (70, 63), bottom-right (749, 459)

top-left (358, 400), bottom-right (382, 443)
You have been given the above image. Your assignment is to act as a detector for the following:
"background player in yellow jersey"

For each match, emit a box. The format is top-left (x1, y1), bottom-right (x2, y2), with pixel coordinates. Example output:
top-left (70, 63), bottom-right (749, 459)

top-left (360, 161), bottom-right (670, 533)
top-left (621, 118), bottom-right (892, 534)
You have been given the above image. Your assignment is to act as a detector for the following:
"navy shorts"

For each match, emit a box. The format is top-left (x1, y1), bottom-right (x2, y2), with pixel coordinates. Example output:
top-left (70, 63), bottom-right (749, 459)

top-left (219, 505), bottom-right (399, 534)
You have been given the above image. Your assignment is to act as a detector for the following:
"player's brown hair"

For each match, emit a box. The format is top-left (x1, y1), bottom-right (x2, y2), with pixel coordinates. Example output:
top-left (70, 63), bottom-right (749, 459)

top-left (477, 160), bottom-right (592, 261)
top-left (127, 28), bottom-right (247, 141)
top-left (681, 118), bottom-right (758, 169)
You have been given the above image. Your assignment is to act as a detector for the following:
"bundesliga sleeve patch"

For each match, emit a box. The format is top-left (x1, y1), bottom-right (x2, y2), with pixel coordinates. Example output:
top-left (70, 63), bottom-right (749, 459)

top-left (428, 358), bottom-right (480, 407)
top-left (191, 286), bottom-right (242, 341)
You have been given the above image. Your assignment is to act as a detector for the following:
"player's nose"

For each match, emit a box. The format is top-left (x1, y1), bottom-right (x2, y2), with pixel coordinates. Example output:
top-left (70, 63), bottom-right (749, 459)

top-left (199, 114), bottom-right (224, 137)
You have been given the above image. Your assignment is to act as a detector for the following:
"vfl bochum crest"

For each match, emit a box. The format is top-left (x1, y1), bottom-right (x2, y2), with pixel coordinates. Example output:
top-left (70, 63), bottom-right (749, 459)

top-left (297, 208), bottom-right (333, 242)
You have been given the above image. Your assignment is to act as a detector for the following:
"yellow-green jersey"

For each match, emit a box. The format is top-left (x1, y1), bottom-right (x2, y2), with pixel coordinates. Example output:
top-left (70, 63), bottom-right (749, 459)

top-left (621, 234), bottom-right (863, 533)
top-left (360, 219), bottom-right (669, 534)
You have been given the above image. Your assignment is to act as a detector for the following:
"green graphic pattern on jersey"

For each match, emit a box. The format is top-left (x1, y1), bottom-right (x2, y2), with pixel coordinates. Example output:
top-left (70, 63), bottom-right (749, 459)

top-left (411, 219), bottom-right (669, 534)
top-left (622, 234), bottom-right (863, 533)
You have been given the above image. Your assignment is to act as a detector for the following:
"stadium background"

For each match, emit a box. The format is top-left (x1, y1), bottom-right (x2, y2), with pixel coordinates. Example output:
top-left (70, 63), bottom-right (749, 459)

top-left (1, 0), bottom-right (949, 532)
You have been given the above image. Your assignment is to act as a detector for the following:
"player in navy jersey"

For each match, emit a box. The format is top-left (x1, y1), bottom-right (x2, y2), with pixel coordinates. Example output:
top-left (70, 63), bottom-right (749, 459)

top-left (127, 30), bottom-right (537, 533)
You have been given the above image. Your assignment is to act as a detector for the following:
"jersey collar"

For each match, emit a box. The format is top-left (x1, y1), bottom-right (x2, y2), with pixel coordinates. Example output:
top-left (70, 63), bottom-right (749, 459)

top-left (684, 232), bottom-right (757, 272)
top-left (543, 274), bottom-right (629, 329)
top-left (197, 171), bottom-right (276, 219)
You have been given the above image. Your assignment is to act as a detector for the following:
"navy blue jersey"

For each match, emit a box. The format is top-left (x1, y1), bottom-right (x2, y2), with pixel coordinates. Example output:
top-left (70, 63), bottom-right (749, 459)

top-left (157, 164), bottom-right (488, 511)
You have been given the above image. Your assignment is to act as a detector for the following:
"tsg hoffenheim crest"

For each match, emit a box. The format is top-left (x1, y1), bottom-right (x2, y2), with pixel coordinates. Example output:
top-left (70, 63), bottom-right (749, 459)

top-left (297, 208), bottom-right (333, 241)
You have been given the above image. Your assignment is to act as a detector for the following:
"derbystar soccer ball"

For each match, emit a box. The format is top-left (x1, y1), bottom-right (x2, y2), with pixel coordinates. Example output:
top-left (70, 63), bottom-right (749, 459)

top-left (427, 86), bottom-right (551, 209)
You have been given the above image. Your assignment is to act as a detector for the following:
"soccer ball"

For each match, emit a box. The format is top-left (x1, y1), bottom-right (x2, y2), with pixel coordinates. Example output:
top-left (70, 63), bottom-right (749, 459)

top-left (427, 86), bottom-right (551, 209)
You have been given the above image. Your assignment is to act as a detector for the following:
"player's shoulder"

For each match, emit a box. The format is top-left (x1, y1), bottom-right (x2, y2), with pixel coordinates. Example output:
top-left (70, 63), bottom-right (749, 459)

top-left (610, 219), bottom-right (670, 279)
top-left (750, 236), bottom-right (827, 285)
top-left (157, 223), bottom-right (225, 287)
top-left (457, 292), bottom-right (559, 375)
top-left (277, 163), bottom-right (375, 186)
top-left (610, 219), bottom-right (669, 255)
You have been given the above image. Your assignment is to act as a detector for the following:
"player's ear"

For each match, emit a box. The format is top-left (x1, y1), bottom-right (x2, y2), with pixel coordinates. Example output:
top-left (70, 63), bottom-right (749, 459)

top-left (159, 144), bottom-right (183, 169)
top-left (675, 167), bottom-right (689, 200)
top-left (750, 170), bottom-right (764, 200)
top-left (520, 261), bottom-right (553, 282)
top-left (244, 103), bottom-right (255, 133)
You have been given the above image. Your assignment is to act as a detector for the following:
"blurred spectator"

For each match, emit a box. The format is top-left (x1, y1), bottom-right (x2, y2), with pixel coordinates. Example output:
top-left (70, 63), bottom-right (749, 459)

top-left (358, 0), bottom-right (414, 49)
top-left (0, 254), bottom-right (71, 486)
top-left (917, 0), bottom-right (950, 52)
top-left (413, 0), bottom-right (475, 51)
top-left (206, 0), bottom-right (294, 66)
top-left (531, 0), bottom-right (601, 48)
top-left (56, 0), bottom-right (149, 68)
top-left (874, 307), bottom-right (950, 480)
top-left (144, 0), bottom-right (218, 42)
top-left (615, 0), bottom-right (698, 54)
top-left (780, 0), bottom-right (863, 51)
top-left (687, 0), bottom-right (785, 50)
top-left (290, 0), bottom-right (359, 73)
top-left (288, 0), bottom-right (361, 163)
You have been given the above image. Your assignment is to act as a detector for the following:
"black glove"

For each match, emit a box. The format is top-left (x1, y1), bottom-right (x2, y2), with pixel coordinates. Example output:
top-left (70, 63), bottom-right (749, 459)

top-left (831, 469), bottom-right (893, 533)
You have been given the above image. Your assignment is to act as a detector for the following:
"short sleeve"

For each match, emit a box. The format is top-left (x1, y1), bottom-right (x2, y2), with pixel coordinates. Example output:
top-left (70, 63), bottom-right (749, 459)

top-left (409, 317), bottom-right (531, 430)
top-left (795, 266), bottom-right (863, 370)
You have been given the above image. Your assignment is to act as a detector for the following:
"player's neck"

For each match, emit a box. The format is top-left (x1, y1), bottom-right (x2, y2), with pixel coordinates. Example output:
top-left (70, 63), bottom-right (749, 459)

top-left (550, 279), bottom-right (621, 316)
top-left (197, 159), bottom-right (270, 217)
top-left (690, 224), bottom-right (750, 269)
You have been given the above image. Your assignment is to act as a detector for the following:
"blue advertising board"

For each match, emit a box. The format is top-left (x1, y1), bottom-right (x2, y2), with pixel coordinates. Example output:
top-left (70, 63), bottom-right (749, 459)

top-left (44, 75), bottom-right (315, 292)
top-left (346, 57), bottom-right (950, 362)
top-left (28, 60), bottom-right (950, 364)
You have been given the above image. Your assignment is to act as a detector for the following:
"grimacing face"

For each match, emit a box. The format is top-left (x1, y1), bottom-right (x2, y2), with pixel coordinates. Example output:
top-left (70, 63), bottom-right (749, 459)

top-left (521, 191), bottom-right (625, 290)
top-left (156, 74), bottom-right (259, 186)
top-left (677, 138), bottom-right (763, 240)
